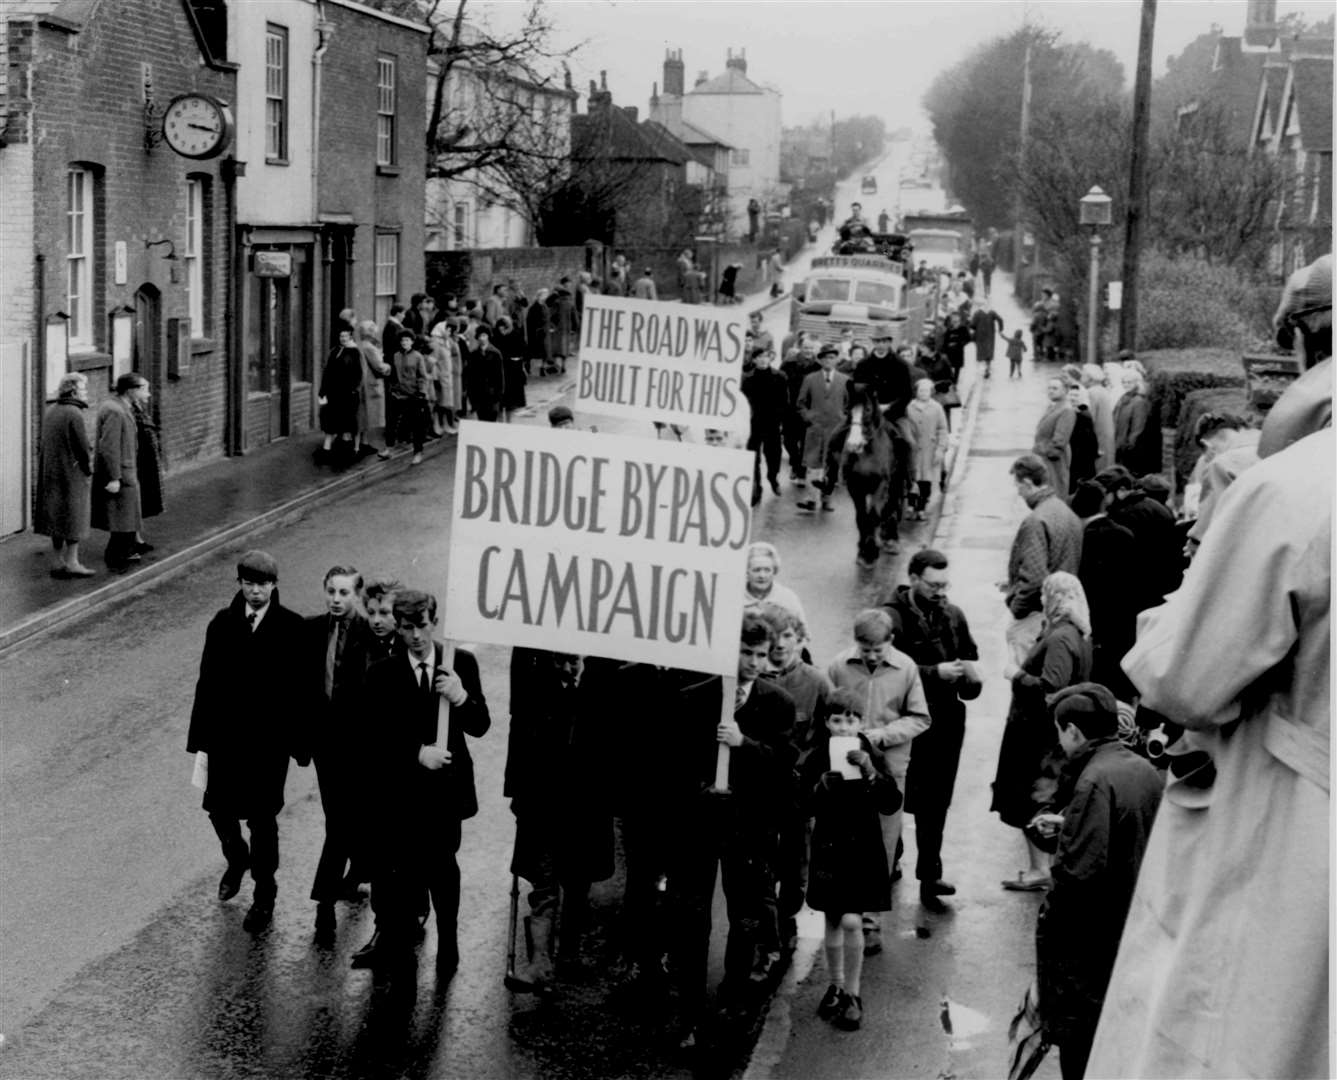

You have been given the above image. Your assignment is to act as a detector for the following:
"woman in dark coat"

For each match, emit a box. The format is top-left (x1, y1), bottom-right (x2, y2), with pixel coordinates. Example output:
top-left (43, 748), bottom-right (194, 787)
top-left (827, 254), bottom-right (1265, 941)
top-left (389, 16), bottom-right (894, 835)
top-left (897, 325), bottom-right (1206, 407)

top-left (548, 280), bottom-right (579, 373)
top-left (494, 315), bottom-right (527, 421)
top-left (991, 571), bottom-right (1093, 890)
top-left (1066, 384), bottom-right (1099, 493)
top-left (525, 289), bottom-right (553, 377)
top-left (37, 372), bottom-right (94, 577)
top-left (317, 328), bottom-right (364, 466)
top-left (132, 394), bottom-right (164, 543)
top-left (1112, 370), bottom-right (1160, 476)
top-left (92, 373), bottom-right (147, 571)
top-left (941, 312), bottom-right (972, 384)
top-left (718, 263), bottom-right (741, 304)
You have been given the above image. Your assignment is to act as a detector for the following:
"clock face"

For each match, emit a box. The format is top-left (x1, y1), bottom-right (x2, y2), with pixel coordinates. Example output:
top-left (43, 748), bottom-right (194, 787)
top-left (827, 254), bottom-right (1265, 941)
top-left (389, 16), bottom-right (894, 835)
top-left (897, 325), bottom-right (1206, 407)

top-left (162, 94), bottom-right (232, 159)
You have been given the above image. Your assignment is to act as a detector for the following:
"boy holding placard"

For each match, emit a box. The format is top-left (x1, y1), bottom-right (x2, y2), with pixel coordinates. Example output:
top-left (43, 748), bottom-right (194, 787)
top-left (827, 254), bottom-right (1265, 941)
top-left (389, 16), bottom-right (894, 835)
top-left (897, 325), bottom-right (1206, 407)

top-left (667, 612), bottom-right (797, 1047)
top-left (799, 688), bottom-right (902, 1031)
top-left (353, 590), bottom-right (491, 975)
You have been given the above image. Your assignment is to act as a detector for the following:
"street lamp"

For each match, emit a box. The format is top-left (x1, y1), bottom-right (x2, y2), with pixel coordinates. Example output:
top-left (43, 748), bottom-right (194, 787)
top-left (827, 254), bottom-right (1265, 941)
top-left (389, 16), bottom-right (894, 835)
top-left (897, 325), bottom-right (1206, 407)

top-left (1079, 185), bottom-right (1113, 367)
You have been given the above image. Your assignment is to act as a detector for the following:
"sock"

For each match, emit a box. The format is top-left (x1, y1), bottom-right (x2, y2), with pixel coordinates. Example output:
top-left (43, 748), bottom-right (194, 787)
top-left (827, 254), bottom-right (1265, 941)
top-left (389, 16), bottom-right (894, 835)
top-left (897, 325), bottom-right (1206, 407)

top-left (824, 941), bottom-right (844, 988)
top-left (844, 927), bottom-right (865, 997)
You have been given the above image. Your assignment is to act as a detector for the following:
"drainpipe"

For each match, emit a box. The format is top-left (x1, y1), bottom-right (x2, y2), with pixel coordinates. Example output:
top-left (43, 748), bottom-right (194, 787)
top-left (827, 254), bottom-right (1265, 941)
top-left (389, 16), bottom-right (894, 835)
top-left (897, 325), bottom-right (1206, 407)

top-left (312, 8), bottom-right (333, 381)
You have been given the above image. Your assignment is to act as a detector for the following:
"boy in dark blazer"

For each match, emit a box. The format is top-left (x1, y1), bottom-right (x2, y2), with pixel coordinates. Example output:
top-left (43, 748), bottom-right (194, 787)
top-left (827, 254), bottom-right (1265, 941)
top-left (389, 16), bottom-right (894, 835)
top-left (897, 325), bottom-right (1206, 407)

top-left (187, 550), bottom-right (306, 933)
top-left (354, 590), bottom-right (491, 975)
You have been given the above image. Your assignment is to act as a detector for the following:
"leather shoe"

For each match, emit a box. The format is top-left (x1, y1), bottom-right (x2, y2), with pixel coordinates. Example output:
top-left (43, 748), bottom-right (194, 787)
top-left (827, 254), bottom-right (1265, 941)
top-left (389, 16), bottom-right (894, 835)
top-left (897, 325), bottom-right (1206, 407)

top-left (927, 879), bottom-right (956, 896)
top-left (350, 930), bottom-right (381, 966)
top-left (919, 887), bottom-right (948, 913)
top-left (243, 902), bottom-right (273, 933)
top-left (218, 859), bottom-right (249, 902)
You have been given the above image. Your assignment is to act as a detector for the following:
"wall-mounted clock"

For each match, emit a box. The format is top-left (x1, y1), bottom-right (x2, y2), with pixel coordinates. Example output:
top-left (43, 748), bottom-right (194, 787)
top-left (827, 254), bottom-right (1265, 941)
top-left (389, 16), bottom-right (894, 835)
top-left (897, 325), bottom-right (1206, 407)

top-left (161, 93), bottom-right (234, 160)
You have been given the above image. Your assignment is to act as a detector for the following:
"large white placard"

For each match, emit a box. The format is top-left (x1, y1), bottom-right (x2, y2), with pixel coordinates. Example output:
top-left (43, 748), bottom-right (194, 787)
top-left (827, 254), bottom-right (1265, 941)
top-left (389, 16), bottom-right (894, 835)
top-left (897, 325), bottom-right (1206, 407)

top-left (575, 293), bottom-right (751, 436)
top-left (445, 420), bottom-right (754, 675)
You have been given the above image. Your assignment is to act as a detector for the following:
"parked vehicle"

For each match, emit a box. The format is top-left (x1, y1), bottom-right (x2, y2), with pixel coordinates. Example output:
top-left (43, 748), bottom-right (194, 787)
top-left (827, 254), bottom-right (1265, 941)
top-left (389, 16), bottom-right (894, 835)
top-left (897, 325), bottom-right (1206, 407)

top-left (907, 228), bottom-right (969, 274)
top-left (860, 175), bottom-right (878, 195)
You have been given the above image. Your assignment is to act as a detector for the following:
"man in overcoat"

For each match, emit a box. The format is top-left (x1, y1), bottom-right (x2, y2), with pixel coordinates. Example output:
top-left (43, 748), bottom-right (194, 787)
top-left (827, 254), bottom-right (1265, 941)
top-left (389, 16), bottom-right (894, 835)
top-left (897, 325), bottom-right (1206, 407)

top-left (355, 590), bottom-right (491, 975)
top-left (92, 373), bottom-right (147, 571)
top-left (795, 346), bottom-right (850, 512)
top-left (883, 549), bottom-right (980, 912)
top-left (186, 550), bottom-right (307, 932)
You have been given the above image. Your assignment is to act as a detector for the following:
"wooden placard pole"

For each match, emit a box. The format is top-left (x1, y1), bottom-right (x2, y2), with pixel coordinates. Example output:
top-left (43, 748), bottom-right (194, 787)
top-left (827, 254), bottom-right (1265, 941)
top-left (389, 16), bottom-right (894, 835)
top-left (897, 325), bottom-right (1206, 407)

top-left (713, 674), bottom-right (737, 792)
top-left (435, 641), bottom-right (457, 749)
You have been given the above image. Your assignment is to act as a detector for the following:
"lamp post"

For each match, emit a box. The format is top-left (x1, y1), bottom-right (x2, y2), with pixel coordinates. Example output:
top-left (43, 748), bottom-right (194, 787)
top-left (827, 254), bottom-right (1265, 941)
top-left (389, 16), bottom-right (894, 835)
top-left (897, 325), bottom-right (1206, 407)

top-left (1079, 185), bottom-right (1113, 367)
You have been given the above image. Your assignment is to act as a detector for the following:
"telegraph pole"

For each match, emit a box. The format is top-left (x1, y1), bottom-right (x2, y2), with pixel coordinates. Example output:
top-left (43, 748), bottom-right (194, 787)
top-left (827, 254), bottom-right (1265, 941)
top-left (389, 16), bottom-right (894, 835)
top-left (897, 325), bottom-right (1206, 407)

top-left (1119, 0), bottom-right (1157, 351)
top-left (1014, 7), bottom-right (1032, 285)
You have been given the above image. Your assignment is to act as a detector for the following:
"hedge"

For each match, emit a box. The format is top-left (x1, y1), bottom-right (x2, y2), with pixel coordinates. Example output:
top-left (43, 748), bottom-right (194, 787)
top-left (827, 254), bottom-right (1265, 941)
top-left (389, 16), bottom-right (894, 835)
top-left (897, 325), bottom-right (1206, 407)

top-left (1143, 347), bottom-right (1246, 429)
top-left (1173, 386), bottom-right (1257, 490)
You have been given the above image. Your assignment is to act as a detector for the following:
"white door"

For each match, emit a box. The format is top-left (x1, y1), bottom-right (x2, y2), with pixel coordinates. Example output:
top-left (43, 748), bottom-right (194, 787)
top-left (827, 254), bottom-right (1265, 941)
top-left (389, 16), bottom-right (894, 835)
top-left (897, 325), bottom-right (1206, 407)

top-left (0, 341), bottom-right (30, 534)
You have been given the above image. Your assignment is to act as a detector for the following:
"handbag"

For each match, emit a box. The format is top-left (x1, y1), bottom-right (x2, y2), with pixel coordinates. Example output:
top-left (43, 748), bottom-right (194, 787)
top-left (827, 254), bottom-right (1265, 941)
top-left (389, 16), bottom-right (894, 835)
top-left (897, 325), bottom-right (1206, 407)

top-left (935, 385), bottom-right (962, 409)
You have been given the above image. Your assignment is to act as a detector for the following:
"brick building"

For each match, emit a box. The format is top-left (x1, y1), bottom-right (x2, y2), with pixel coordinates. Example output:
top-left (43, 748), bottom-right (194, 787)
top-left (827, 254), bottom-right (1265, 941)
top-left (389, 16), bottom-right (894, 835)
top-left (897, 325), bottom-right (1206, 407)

top-left (229, 0), bottom-right (427, 451)
top-left (0, 0), bottom-right (237, 535)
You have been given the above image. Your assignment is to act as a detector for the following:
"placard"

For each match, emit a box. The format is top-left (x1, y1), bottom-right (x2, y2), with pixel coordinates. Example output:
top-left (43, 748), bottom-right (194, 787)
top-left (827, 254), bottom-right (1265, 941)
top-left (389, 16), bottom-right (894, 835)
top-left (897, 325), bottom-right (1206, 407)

top-left (253, 250), bottom-right (292, 277)
top-left (445, 420), bottom-right (754, 675)
top-left (575, 294), bottom-right (751, 436)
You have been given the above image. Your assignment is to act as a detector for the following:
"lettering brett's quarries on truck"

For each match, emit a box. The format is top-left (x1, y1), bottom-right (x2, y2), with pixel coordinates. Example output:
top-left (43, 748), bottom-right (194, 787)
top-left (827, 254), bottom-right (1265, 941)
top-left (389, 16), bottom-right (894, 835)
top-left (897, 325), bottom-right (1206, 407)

top-left (576, 294), bottom-right (751, 437)
top-left (445, 422), bottom-right (755, 676)
top-left (789, 255), bottom-right (925, 349)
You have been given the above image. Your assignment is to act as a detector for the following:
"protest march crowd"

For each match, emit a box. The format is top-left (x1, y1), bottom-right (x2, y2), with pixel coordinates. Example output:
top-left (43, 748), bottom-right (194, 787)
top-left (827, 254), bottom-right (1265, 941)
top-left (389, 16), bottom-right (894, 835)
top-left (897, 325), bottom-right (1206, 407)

top-left (160, 246), bottom-right (1333, 1080)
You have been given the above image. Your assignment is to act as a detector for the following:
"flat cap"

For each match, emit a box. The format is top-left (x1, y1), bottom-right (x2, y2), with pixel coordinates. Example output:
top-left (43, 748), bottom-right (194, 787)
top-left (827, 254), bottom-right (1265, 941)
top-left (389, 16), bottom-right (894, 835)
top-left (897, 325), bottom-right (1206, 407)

top-left (548, 404), bottom-right (575, 426)
top-left (237, 549), bottom-right (279, 582)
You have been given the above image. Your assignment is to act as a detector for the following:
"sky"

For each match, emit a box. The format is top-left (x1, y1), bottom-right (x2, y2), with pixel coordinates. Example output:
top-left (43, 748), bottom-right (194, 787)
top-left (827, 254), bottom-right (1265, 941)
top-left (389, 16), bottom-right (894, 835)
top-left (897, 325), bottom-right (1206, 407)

top-left (471, 0), bottom-right (1335, 130)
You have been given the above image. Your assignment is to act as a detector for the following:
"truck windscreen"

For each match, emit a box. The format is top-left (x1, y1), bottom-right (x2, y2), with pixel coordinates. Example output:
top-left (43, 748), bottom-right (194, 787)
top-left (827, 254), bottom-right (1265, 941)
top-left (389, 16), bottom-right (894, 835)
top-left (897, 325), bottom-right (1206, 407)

top-left (853, 281), bottom-right (902, 307)
top-left (805, 278), bottom-right (851, 302)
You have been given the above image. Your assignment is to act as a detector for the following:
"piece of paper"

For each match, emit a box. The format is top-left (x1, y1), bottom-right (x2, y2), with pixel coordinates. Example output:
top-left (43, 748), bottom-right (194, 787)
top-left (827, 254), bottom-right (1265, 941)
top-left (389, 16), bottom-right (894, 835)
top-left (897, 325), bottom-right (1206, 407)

top-left (191, 751), bottom-right (208, 790)
top-left (828, 735), bottom-right (862, 780)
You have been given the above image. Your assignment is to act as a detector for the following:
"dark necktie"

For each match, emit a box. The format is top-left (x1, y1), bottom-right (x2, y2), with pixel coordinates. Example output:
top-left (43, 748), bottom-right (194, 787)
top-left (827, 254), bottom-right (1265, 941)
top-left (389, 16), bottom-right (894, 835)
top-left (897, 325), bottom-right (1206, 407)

top-left (325, 619), bottom-right (345, 699)
top-left (247, 611), bottom-right (257, 632)
top-left (735, 683), bottom-right (748, 712)
top-left (418, 662), bottom-right (430, 694)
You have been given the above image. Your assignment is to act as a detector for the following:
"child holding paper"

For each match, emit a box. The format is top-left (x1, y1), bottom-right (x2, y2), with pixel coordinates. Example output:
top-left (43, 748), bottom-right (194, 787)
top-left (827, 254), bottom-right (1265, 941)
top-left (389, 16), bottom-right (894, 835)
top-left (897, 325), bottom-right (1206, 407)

top-left (800, 687), bottom-right (902, 1031)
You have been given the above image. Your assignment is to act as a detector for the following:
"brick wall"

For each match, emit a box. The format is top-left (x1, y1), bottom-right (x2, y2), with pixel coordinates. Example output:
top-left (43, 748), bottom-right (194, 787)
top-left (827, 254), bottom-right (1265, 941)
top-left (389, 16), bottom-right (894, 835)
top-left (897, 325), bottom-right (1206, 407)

top-left (426, 246), bottom-right (593, 306)
top-left (27, 0), bottom-right (235, 473)
top-left (318, 5), bottom-right (426, 320)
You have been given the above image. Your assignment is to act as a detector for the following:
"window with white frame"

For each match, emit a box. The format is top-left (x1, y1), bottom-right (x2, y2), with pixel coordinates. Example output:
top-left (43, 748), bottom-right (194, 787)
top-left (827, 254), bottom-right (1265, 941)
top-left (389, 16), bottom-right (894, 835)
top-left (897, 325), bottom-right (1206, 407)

top-left (67, 167), bottom-right (94, 347)
top-left (374, 232), bottom-right (399, 324)
top-left (265, 24), bottom-right (288, 160)
top-left (731, 148), bottom-right (750, 167)
top-left (453, 202), bottom-right (471, 250)
top-left (377, 55), bottom-right (397, 166)
top-left (185, 178), bottom-right (205, 334)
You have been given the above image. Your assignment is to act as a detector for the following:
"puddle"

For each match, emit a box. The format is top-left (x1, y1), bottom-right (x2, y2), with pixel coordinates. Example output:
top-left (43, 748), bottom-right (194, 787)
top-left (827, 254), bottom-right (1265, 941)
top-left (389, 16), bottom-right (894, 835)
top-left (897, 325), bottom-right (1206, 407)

top-left (939, 998), bottom-right (992, 1051)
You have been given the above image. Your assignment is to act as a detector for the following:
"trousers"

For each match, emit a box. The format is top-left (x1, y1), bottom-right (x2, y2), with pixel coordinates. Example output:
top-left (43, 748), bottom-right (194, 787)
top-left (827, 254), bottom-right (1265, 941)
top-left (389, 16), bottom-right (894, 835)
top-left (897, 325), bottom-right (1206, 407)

top-left (210, 812), bottom-right (279, 904)
top-left (310, 749), bottom-right (368, 902)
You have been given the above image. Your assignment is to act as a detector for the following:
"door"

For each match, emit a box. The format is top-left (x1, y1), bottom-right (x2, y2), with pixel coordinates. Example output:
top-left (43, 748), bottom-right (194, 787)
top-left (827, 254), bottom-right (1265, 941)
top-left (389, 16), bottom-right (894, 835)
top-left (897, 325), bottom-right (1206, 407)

top-left (246, 259), bottom-right (291, 446)
top-left (133, 284), bottom-right (162, 422)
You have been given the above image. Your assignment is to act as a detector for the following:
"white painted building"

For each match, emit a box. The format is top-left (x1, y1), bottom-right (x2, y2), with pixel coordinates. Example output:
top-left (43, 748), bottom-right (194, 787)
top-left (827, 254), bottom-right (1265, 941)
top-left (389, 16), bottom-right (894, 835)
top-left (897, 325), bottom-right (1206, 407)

top-left (425, 48), bottom-right (576, 251)
top-left (650, 48), bottom-right (781, 239)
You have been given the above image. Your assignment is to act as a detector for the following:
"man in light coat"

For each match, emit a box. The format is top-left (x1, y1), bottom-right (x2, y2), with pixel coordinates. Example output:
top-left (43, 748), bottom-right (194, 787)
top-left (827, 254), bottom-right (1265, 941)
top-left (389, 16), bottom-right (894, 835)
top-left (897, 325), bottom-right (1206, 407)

top-left (1086, 423), bottom-right (1332, 1080)
top-left (795, 346), bottom-right (850, 512)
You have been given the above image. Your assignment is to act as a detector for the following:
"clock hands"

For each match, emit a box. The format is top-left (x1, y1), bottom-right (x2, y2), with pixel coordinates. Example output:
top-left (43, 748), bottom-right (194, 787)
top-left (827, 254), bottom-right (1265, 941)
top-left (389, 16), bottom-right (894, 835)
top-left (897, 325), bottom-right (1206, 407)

top-left (187, 122), bottom-right (220, 132)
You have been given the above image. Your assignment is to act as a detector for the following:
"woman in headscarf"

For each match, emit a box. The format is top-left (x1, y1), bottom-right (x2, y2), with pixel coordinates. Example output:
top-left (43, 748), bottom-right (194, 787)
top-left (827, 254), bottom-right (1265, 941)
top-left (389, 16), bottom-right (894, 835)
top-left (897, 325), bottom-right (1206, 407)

top-left (991, 571), bottom-right (1094, 891)
top-left (37, 372), bottom-right (94, 578)
top-left (356, 319), bottom-right (392, 458)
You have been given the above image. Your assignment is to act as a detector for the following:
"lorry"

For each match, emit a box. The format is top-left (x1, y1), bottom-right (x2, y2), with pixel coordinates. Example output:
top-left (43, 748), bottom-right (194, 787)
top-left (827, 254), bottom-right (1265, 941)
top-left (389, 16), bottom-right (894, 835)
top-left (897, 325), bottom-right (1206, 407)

top-left (901, 208), bottom-right (974, 271)
top-left (789, 253), bottom-right (927, 349)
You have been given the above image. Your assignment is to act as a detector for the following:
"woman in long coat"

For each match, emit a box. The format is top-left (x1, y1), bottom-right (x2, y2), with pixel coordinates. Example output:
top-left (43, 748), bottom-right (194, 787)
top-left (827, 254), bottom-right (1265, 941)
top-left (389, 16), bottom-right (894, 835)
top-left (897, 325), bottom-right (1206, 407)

top-left (355, 319), bottom-right (391, 457)
top-left (991, 571), bottom-right (1093, 890)
top-left (1032, 376), bottom-right (1076, 496)
top-left (1066, 384), bottom-right (1099, 492)
top-left (1112, 369), bottom-right (1159, 476)
top-left (525, 289), bottom-right (553, 376)
top-left (92, 373), bottom-right (147, 571)
top-left (548, 280), bottom-right (578, 372)
top-left (37, 372), bottom-right (94, 577)
top-left (494, 315), bottom-right (527, 421)
top-left (905, 378), bottom-right (948, 518)
top-left (317, 329), bottom-right (363, 465)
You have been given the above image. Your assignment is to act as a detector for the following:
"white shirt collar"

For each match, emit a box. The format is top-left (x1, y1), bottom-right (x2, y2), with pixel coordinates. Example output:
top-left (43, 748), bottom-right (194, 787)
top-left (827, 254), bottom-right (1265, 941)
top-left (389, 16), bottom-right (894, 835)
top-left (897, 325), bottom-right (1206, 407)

top-left (246, 602), bottom-right (269, 630)
top-left (408, 648), bottom-right (435, 680)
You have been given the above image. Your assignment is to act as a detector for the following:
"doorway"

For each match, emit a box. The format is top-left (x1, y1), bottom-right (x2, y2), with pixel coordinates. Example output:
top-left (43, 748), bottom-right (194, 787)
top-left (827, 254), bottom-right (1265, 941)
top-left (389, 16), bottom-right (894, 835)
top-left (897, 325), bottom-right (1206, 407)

top-left (133, 284), bottom-right (162, 423)
top-left (244, 246), bottom-right (311, 447)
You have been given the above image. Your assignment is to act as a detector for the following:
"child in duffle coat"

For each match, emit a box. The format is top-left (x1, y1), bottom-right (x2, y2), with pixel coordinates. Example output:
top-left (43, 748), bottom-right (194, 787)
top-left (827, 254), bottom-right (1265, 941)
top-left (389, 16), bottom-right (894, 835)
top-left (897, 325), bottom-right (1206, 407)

top-left (1007, 330), bottom-right (1028, 379)
top-left (801, 687), bottom-right (902, 1032)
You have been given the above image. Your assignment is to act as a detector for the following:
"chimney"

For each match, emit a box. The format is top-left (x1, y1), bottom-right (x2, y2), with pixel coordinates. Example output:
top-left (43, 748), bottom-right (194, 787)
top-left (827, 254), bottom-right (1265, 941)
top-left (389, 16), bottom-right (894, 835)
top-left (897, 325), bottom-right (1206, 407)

top-left (663, 47), bottom-right (684, 97)
top-left (695, 70), bottom-right (709, 88)
top-left (725, 47), bottom-right (747, 74)
top-left (1244, 0), bottom-right (1277, 48)
top-left (588, 70), bottom-right (612, 112)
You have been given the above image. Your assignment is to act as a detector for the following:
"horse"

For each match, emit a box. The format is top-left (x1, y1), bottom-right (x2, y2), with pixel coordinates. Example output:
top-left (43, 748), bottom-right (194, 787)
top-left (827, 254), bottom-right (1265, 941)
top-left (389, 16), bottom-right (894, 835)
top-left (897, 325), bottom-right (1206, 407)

top-left (839, 395), bottom-right (906, 566)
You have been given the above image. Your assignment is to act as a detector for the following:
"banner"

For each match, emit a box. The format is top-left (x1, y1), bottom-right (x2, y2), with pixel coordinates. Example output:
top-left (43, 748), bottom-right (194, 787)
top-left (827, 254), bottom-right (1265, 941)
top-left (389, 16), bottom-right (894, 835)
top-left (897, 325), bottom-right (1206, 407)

top-left (575, 294), bottom-right (751, 436)
top-left (445, 421), bottom-right (754, 675)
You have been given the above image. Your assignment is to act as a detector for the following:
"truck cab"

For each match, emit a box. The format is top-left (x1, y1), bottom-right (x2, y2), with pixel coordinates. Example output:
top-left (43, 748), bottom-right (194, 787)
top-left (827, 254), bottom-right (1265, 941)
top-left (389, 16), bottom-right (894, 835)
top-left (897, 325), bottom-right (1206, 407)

top-left (907, 228), bottom-right (967, 274)
top-left (790, 254), bottom-right (917, 348)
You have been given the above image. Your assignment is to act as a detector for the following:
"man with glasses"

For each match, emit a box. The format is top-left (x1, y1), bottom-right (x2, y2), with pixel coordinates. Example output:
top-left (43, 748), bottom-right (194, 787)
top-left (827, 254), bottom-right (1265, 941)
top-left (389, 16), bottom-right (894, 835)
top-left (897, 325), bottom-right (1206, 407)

top-left (883, 549), bottom-right (981, 912)
top-left (187, 550), bottom-right (307, 932)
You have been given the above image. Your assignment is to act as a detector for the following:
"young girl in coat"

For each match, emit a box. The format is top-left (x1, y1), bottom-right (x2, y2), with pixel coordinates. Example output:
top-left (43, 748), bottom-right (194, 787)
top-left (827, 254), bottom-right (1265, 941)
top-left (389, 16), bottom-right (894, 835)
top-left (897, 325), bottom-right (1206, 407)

top-left (801, 687), bottom-right (903, 1031)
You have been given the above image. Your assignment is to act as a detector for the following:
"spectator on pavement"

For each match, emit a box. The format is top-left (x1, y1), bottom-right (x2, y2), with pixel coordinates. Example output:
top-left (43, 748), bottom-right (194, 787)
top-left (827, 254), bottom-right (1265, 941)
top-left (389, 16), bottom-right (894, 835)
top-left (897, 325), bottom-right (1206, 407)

top-left (187, 550), bottom-right (307, 933)
top-left (548, 278), bottom-right (579, 374)
top-left (526, 288), bottom-right (554, 376)
top-left (317, 329), bottom-right (364, 468)
top-left (632, 267), bottom-right (658, 301)
top-left (1070, 481), bottom-right (1138, 701)
top-left (466, 327), bottom-right (506, 423)
top-left (1184, 411), bottom-right (1260, 554)
top-left (1080, 365), bottom-right (1115, 470)
top-left (37, 371), bottom-right (94, 578)
top-left (800, 687), bottom-right (902, 1032)
top-left (92, 373), bottom-right (149, 572)
top-left (992, 571), bottom-right (1093, 892)
top-left (381, 302), bottom-right (407, 360)
top-left (1033, 376), bottom-right (1077, 496)
top-left (826, 609), bottom-right (930, 956)
top-left (1112, 369), bottom-right (1159, 476)
top-left (355, 320), bottom-right (392, 459)
top-left (494, 316), bottom-right (527, 423)
top-left (1066, 384), bottom-right (1099, 493)
top-left (1032, 683), bottom-right (1162, 1080)
top-left (971, 301), bottom-right (1005, 380)
top-left (1002, 454), bottom-right (1083, 666)
top-left (1094, 465), bottom-right (1182, 610)
top-left (388, 330), bottom-right (430, 465)
top-left (883, 549), bottom-right (981, 912)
